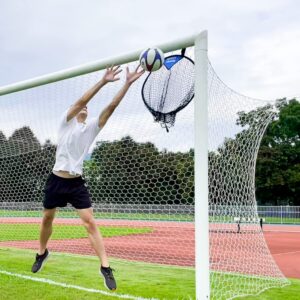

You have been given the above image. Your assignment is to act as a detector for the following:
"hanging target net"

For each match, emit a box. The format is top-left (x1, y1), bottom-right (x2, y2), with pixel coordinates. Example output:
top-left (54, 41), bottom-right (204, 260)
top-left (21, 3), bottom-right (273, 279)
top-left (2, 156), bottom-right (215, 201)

top-left (141, 51), bottom-right (195, 131)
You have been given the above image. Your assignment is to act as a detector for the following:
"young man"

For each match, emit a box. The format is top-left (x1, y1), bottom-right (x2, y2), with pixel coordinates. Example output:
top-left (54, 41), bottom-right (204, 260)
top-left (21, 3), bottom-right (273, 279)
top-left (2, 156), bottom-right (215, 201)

top-left (31, 65), bottom-right (145, 291)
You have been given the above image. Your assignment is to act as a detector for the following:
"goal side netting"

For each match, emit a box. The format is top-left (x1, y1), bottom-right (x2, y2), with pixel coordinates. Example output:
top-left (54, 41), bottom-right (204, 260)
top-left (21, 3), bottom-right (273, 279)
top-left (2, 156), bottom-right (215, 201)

top-left (0, 44), bottom-right (288, 300)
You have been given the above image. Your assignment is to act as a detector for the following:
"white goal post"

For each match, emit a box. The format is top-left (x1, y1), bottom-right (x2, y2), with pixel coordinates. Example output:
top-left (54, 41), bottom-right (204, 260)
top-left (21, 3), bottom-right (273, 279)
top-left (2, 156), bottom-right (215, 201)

top-left (194, 31), bottom-right (210, 300)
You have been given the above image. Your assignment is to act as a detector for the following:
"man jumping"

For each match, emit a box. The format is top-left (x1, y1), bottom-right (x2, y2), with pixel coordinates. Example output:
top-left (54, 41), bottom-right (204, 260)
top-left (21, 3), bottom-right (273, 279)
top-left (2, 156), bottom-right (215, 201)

top-left (31, 65), bottom-right (145, 291)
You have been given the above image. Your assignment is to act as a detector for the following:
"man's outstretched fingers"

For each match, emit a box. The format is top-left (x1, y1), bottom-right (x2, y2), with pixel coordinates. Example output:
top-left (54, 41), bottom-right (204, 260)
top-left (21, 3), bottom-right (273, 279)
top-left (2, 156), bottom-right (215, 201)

top-left (114, 69), bottom-right (122, 76)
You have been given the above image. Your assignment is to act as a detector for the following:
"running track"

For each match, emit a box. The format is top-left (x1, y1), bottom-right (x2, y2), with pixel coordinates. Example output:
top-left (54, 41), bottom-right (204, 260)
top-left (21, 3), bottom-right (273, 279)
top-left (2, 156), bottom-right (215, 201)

top-left (1, 218), bottom-right (300, 279)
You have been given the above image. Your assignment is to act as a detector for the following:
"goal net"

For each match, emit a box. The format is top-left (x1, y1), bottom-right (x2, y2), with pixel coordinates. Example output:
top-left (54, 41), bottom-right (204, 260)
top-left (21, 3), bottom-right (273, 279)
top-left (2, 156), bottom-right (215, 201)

top-left (0, 37), bottom-right (288, 300)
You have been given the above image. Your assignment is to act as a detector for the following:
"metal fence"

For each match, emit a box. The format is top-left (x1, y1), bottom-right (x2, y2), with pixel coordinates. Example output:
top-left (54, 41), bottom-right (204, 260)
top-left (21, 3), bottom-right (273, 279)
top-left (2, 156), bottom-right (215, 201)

top-left (257, 206), bottom-right (300, 224)
top-left (1, 202), bottom-right (300, 224)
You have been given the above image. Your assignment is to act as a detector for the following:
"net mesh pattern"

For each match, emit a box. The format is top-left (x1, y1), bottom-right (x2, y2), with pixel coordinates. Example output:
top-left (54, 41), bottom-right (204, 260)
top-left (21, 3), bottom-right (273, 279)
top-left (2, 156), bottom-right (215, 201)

top-left (142, 55), bottom-right (194, 129)
top-left (0, 48), bottom-right (289, 299)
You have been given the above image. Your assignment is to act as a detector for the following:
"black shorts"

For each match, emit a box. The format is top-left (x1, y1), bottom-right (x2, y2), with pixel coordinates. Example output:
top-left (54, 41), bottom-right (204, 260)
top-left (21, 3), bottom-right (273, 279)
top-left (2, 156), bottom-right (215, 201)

top-left (43, 173), bottom-right (92, 210)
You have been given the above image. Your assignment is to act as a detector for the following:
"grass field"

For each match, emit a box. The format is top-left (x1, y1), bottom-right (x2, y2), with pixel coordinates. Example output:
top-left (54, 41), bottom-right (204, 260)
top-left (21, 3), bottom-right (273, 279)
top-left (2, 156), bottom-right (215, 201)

top-left (0, 209), bottom-right (194, 222)
top-left (0, 248), bottom-right (195, 300)
top-left (0, 224), bottom-right (152, 241)
top-left (1, 248), bottom-right (300, 300)
top-left (237, 280), bottom-right (300, 300)
top-left (1, 209), bottom-right (300, 224)
top-left (260, 217), bottom-right (300, 225)
top-left (1, 209), bottom-right (300, 299)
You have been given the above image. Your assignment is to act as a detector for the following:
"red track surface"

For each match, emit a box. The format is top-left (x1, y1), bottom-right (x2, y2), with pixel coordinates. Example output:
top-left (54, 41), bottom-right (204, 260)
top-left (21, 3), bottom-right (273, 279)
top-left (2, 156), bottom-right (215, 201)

top-left (0, 217), bottom-right (195, 267)
top-left (1, 218), bottom-right (300, 279)
top-left (264, 225), bottom-right (300, 279)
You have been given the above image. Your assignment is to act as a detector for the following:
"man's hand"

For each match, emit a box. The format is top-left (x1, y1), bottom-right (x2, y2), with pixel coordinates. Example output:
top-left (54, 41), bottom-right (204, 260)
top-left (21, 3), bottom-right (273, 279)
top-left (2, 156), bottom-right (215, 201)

top-left (125, 65), bottom-right (145, 85)
top-left (102, 65), bottom-right (122, 84)
top-left (98, 65), bottom-right (145, 129)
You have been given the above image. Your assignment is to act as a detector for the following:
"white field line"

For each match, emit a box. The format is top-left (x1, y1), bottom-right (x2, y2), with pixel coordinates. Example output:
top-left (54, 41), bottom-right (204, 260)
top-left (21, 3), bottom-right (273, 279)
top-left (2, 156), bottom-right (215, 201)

top-left (273, 250), bottom-right (300, 256)
top-left (0, 270), bottom-right (158, 300)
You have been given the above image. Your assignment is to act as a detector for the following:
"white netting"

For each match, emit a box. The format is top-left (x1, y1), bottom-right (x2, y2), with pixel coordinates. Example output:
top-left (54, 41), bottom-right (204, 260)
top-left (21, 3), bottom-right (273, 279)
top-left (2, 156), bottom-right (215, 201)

top-left (0, 47), bottom-right (288, 299)
top-left (208, 64), bottom-right (289, 299)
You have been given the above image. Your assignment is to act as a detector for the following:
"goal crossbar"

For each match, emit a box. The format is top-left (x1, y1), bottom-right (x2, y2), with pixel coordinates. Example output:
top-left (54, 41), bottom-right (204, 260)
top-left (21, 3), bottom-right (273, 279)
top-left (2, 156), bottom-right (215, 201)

top-left (0, 33), bottom-right (201, 96)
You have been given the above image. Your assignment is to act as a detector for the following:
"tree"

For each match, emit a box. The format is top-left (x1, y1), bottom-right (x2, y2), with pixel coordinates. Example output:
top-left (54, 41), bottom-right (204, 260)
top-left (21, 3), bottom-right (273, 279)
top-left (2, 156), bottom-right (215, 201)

top-left (0, 131), bottom-right (6, 142)
top-left (84, 136), bottom-right (194, 205)
top-left (255, 99), bottom-right (300, 205)
top-left (0, 127), bottom-right (56, 203)
top-left (209, 98), bottom-right (299, 206)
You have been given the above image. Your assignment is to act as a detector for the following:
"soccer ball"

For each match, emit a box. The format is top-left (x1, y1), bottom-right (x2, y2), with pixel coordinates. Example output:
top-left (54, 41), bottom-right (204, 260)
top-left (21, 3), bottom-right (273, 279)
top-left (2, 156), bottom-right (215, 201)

top-left (139, 48), bottom-right (164, 72)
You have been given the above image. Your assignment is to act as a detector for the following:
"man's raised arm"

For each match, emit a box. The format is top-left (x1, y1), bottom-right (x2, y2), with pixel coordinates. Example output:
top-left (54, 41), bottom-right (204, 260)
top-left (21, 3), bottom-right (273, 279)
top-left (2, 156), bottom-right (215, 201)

top-left (67, 66), bottom-right (122, 122)
top-left (98, 65), bottom-right (144, 129)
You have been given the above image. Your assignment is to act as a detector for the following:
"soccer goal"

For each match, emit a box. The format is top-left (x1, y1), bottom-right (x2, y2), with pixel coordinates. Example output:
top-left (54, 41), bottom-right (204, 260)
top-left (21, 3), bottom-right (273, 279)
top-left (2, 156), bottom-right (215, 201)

top-left (0, 31), bottom-right (288, 300)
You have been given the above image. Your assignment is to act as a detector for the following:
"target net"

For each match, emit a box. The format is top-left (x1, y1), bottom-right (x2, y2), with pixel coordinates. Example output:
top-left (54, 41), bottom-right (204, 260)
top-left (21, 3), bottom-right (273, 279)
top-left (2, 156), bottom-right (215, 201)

top-left (0, 42), bottom-right (288, 299)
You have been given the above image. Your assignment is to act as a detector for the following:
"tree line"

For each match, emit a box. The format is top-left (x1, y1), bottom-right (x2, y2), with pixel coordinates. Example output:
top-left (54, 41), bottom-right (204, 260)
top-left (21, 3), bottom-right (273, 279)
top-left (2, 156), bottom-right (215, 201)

top-left (0, 98), bottom-right (299, 205)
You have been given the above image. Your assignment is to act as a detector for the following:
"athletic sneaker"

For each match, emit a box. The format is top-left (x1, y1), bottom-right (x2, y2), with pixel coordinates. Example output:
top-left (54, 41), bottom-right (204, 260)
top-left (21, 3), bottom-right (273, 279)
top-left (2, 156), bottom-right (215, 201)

top-left (100, 266), bottom-right (117, 290)
top-left (31, 249), bottom-right (50, 273)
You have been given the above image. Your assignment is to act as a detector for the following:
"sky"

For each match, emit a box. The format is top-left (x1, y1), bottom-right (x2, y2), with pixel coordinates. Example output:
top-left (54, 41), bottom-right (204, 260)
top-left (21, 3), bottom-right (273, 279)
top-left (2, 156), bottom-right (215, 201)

top-left (1, 0), bottom-right (300, 100)
top-left (0, 0), bottom-right (299, 152)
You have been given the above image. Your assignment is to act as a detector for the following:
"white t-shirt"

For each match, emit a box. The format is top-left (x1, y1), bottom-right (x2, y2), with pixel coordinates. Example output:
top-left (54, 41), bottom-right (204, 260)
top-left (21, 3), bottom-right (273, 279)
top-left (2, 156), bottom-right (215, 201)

top-left (53, 109), bottom-right (101, 176)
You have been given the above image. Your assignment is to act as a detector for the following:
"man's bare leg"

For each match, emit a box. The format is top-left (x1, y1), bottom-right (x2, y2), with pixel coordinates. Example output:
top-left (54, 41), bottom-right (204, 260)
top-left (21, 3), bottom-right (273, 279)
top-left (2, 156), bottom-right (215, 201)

top-left (32, 208), bottom-right (56, 273)
top-left (77, 207), bottom-right (109, 267)
top-left (39, 208), bottom-right (56, 255)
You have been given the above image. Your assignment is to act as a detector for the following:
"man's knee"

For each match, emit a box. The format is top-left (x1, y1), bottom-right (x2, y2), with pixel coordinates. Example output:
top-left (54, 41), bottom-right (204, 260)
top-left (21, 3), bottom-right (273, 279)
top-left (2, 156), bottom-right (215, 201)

top-left (42, 210), bottom-right (55, 225)
top-left (83, 217), bottom-right (97, 233)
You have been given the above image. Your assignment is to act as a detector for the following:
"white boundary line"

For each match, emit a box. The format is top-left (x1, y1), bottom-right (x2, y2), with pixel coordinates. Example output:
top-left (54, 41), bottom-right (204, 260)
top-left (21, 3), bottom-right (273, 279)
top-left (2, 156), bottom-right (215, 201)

top-left (0, 270), bottom-right (158, 300)
top-left (273, 250), bottom-right (300, 256)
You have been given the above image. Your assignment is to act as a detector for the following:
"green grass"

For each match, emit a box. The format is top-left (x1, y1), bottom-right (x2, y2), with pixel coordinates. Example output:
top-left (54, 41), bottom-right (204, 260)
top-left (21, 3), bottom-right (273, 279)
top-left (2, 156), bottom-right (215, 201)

top-left (0, 248), bottom-right (300, 299)
top-left (3, 209), bottom-right (300, 224)
top-left (0, 209), bottom-right (194, 222)
top-left (236, 279), bottom-right (300, 300)
top-left (260, 216), bottom-right (300, 225)
top-left (0, 224), bottom-right (152, 242)
top-left (210, 215), bottom-right (300, 225)
top-left (0, 248), bottom-right (195, 300)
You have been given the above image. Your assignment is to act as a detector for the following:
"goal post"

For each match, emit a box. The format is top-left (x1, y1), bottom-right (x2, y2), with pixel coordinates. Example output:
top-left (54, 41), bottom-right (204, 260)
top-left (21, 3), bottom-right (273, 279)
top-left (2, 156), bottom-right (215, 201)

top-left (194, 31), bottom-right (210, 300)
